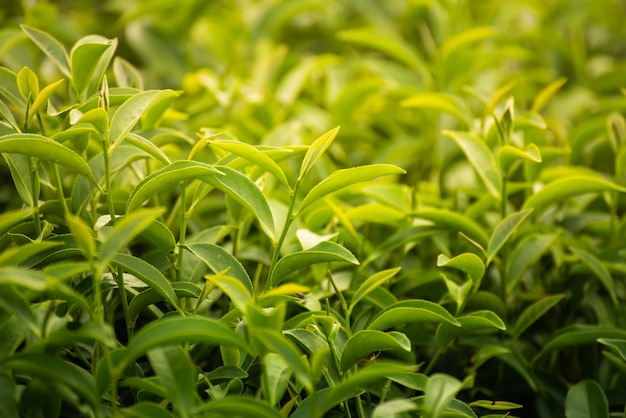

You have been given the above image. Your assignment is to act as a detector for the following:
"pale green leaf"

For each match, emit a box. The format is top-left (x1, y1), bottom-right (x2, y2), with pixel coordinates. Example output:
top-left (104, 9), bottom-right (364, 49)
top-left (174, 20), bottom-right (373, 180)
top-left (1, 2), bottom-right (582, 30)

top-left (531, 77), bottom-right (568, 113)
top-left (440, 26), bottom-right (497, 59)
top-left (262, 352), bottom-right (293, 406)
top-left (69, 35), bottom-right (116, 97)
top-left (497, 144), bottom-right (542, 173)
top-left (147, 346), bottom-right (198, 417)
top-left (409, 210), bottom-right (489, 249)
top-left (21, 25), bottom-right (70, 76)
top-left (270, 241), bottom-right (358, 287)
top-left (486, 209), bottom-right (533, 265)
top-left (298, 126), bottom-right (340, 181)
top-left (402, 92), bottom-right (472, 127)
top-left (444, 130), bottom-right (502, 198)
top-left (98, 208), bottom-right (164, 269)
top-left (211, 140), bottom-right (290, 187)
top-left (126, 160), bottom-right (223, 211)
top-left (523, 176), bottom-right (626, 211)
top-left (0, 133), bottom-right (96, 184)
top-left (437, 253), bottom-right (485, 283)
top-left (424, 374), bottom-right (463, 418)
top-left (110, 253), bottom-right (180, 312)
top-left (298, 164), bottom-right (406, 214)
top-left (349, 267), bottom-right (401, 312)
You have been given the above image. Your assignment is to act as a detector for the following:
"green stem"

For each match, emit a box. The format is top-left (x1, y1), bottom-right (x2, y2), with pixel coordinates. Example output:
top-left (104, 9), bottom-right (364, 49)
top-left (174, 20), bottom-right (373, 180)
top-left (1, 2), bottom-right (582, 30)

top-left (50, 162), bottom-right (69, 216)
top-left (267, 183), bottom-right (299, 289)
top-left (29, 157), bottom-right (42, 237)
top-left (177, 181), bottom-right (188, 282)
top-left (355, 394), bottom-right (366, 418)
top-left (424, 349), bottom-right (442, 375)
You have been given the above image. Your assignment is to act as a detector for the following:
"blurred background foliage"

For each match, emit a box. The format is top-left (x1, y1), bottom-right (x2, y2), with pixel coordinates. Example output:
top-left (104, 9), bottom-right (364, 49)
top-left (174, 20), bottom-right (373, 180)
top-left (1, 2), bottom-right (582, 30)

top-left (1, 1), bottom-right (626, 415)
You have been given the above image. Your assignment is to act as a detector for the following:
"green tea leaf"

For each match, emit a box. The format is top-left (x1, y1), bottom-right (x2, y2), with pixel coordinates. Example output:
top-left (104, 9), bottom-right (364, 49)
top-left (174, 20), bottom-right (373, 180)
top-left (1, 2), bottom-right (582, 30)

top-left (424, 374), bottom-right (463, 417)
top-left (128, 282), bottom-right (201, 323)
top-left (531, 77), bottom-right (567, 113)
top-left (110, 253), bottom-right (180, 312)
top-left (511, 294), bottom-right (565, 340)
top-left (3, 154), bottom-right (32, 206)
top-left (298, 126), bottom-right (340, 182)
top-left (291, 362), bottom-right (415, 418)
top-left (409, 210), bottom-right (489, 249)
top-left (0, 287), bottom-right (40, 337)
top-left (0, 133), bottom-right (96, 184)
top-left (340, 330), bottom-right (411, 371)
top-left (436, 311), bottom-right (506, 349)
top-left (1, 353), bottom-right (99, 409)
top-left (401, 92), bottom-right (472, 127)
top-left (98, 208), bottom-right (165, 269)
top-left (506, 233), bottom-right (559, 293)
top-left (0, 99), bottom-right (19, 132)
top-left (147, 346), bottom-right (198, 417)
top-left (440, 26), bottom-right (497, 59)
top-left (113, 56), bottom-right (144, 89)
top-left (16, 67), bottom-right (39, 102)
top-left (270, 241), bottom-right (358, 287)
top-left (368, 299), bottom-right (460, 331)
top-left (444, 130), bottom-right (502, 198)
top-left (184, 242), bottom-right (252, 291)
top-left (497, 144), bottom-right (542, 173)
top-left (109, 89), bottom-right (177, 146)
top-left (522, 176), bottom-right (626, 211)
top-left (597, 338), bottom-right (626, 362)
top-left (469, 400), bottom-right (523, 411)
top-left (372, 399), bottom-right (417, 418)
top-left (126, 133), bottom-right (171, 165)
top-left (126, 160), bottom-right (223, 211)
top-left (570, 247), bottom-right (617, 306)
top-left (437, 253), bottom-right (485, 283)
top-left (0, 371), bottom-right (19, 418)
top-left (193, 397), bottom-right (282, 418)
top-left (564, 380), bottom-right (609, 418)
top-left (338, 27), bottom-right (430, 83)
top-left (486, 209), bottom-right (533, 265)
top-left (211, 140), bottom-right (290, 187)
top-left (97, 316), bottom-right (249, 390)
top-left (262, 352), bottom-right (293, 406)
top-left (205, 165), bottom-right (275, 242)
top-left (70, 35), bottom-right (116, 98)
top-left (0, 67), bottom-right (25, 109)
top-left (534, 325), bottom-right (626, 362)
top-left (210, 274), bottom-right (253, 312)
top-left (66, 214), bottom-right (95, 262)
top-left (0, 241), bottom-right (61, 267)
top-left (349, 267), bottom-right (401, 313)
top-left (21, 25), bottom-right (70, 77)
top-left (121, 402), bottom-right (174, 418)
top-left (298, 164), bottom-right (406, 214)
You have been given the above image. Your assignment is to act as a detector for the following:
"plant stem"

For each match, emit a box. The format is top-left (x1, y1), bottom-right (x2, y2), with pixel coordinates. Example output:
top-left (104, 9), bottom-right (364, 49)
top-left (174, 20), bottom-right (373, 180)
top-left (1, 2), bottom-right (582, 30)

top-left (50, 162), bottom-right (69, 216)
top-left (29, 157), bottom-right (42, 237)
top-left (177, 181), bottom-right (187, 282)
top-left (267, 183), bottom-right (299, 289)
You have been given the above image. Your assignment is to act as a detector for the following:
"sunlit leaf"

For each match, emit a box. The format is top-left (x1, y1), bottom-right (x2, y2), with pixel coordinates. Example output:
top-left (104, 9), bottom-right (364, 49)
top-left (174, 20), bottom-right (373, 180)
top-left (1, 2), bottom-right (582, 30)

top-left (486, 209), bottom-right (533, 265)
top-left (437, 253), bottom-right (485, 283)
top-left (402, 92), bottom-right (472, 127)
top-left (298, 164), bottom-right (406, 214)
top-left (349, 267), bottom-right (401, 313)
top-left (531, 77), bottom-right (568, 113)
top-left (523, 176), bottom-right (626, 211)
top-left (0, 133), bottom-right (96, 184)
top-left (340, 330), bottom-right (411, 371)
top-left (21, 24), bottom-right (70, 76)
top-left (270, 241), bottom-right (358, 287)
top-left (444, 130), bottom-right (502, 198)
top-left (497, 144), bottom-right (542, 173)
top-left (368, 299), bottom-right (460, 331)
top-left (109, 89), bottom-right (177, 146)
top-left (298, 126), bottom-right (340, 182)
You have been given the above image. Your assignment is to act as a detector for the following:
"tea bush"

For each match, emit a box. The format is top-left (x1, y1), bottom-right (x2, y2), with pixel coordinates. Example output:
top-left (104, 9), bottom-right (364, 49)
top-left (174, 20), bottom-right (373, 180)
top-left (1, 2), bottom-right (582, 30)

top-left (1, 1), bottom-right (626, 417)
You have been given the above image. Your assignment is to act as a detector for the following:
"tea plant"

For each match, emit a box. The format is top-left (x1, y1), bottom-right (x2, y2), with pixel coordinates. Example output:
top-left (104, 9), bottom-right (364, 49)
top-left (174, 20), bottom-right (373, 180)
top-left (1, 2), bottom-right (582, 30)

top-left (1, 1), bottom-right (626, 417)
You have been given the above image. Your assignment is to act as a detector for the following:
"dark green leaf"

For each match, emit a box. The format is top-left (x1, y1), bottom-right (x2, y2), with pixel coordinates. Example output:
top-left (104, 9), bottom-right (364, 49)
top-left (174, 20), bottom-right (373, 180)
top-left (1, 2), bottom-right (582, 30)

top-left (340, 330), bottom-right (411, 371)
top-left (511, 294), bottom-right (565, 340)
top-left (409, 210), bottom-right (489, 249)
top-left (183, 242), bottom-right (252, 293)
top-left (486, 209), bottom-right (533, 265)
top-left (564, 380), bottom-right (608, 418)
